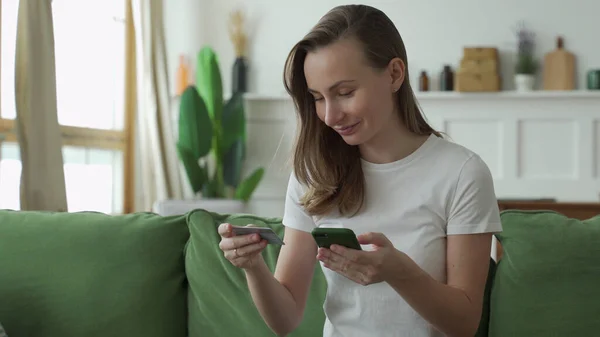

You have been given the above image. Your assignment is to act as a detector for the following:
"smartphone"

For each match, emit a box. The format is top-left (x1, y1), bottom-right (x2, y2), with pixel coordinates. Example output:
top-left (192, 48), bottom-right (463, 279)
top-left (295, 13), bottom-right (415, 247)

top-left (311, 227), bottom-right (362, 250)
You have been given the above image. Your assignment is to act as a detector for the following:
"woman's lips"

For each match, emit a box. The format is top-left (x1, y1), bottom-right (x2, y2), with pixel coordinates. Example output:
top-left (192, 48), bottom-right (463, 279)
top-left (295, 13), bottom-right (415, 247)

top-left (334, 122), bottom-right (360, 136)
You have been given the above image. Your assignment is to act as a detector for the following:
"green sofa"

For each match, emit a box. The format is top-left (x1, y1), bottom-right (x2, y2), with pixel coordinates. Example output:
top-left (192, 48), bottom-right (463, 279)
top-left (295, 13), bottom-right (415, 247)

top-left (0, 208), bottom-right (598, 336)
top-left (0, 209), bottom-right (325, 337)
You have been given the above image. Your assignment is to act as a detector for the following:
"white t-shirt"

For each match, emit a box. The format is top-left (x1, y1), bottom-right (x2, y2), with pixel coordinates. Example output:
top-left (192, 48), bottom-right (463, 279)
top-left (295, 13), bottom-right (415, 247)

top-left (282, 134), bottom-right (503, 337)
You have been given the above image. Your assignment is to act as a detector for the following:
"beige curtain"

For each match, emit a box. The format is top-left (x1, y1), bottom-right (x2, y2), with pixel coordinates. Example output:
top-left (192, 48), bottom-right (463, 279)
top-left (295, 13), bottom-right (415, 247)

top-left (14, 0), bottom-right (67, 211)
top-left (127, 0), bottom-right (186, 212)
top-left (0, 0), bottom-right (3, 161)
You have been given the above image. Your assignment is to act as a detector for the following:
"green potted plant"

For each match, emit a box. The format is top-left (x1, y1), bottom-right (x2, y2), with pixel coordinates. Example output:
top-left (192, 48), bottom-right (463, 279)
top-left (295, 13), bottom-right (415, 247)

top-left (176, 46), bottom-right (264, 213)
top-left (514, 22), bottom-right (538, 91)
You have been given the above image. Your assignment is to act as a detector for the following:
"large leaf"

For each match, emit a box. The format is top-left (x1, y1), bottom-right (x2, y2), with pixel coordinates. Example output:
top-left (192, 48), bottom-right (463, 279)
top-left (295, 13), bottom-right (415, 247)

top-left (202, 179), bottom-right (218, 199)
top-left (234, 168), bottom-right (265, 202)
top-left (221, 92), bottom-right (246, 155)
top-left (178, 86), bottom-right (213, 159)
top-left (176, 143), bottom-right (208, 194)
top-left (196, 47), bottom-right (223, 122)
top-left (202, 171), bottom-right (223, 198)
top-left (223, 139), bottom-right (244, 188)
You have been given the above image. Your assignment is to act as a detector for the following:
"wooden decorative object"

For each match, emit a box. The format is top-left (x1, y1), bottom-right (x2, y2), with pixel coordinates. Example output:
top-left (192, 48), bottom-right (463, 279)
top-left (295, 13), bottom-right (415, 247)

top-left (455, 73), bottom-right (501, 92)
top-left (456, 47), bottom-right (501, 92)
top-left (542, 36), bottom-right (576, 90)
top-left (463, 47), bottom-right (498, 60)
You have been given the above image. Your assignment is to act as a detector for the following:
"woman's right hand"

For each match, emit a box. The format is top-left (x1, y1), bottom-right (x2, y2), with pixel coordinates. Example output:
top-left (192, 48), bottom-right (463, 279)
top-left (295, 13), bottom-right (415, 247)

top-left (218, 223), bottom-right (268, 270)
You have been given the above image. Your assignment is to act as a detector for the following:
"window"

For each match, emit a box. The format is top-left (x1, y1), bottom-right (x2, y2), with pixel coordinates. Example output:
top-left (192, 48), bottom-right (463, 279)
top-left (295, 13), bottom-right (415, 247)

top-left (0, 0), bottom-right (133, 214)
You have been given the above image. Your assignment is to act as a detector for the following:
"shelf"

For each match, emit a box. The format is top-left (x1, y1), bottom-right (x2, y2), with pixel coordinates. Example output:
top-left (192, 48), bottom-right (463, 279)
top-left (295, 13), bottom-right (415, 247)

top-left (414, 90), bottom-right (600, 100)
top-left (242, 92), bottom-right (290, 101)
top-left (170, 90), bottom-right (600, 103)
top-left (240, 90), bottom-right (600, 102)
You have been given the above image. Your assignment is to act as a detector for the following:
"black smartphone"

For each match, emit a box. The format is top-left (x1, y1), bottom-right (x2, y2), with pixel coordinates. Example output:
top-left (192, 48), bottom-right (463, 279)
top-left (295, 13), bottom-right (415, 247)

top-left (311, 227), bottom-right (362, 250)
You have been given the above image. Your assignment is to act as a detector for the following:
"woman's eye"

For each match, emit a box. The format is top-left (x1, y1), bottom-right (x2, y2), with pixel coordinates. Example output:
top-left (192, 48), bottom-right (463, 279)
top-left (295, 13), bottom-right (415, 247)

top-left (339, 90), bottom-right (355, 96)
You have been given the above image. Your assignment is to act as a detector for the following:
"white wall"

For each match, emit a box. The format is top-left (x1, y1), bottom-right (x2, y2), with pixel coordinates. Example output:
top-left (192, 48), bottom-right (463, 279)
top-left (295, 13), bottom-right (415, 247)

top-left (163, 0), bottom-right (209, 95)
top-left (165, 0), bottom-right (600, 96)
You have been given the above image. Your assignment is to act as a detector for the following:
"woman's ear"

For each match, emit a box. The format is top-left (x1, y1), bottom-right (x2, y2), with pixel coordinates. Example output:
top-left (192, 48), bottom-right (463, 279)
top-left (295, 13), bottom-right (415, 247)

top-left (388, 58), bottom-right (405, 92)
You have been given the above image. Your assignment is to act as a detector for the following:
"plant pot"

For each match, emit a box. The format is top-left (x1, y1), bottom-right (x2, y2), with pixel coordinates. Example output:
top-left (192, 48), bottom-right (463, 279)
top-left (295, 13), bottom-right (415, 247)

top-left (152, 199), bottom-right (247, 216)
top-left (232, 57), bottom-right (247, 93)
top-left (587, 69), bottom-right (600, 90)
top-left (515, 74), bottom-right (535, 92)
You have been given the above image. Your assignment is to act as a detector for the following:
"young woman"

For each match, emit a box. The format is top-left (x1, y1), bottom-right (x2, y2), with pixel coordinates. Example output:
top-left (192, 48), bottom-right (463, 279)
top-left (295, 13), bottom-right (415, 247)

top-left (218, 4), bottom-right (502, 337)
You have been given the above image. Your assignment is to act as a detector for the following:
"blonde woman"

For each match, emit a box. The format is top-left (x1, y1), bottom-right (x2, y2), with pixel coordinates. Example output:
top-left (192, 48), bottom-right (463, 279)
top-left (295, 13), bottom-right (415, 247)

top-left (219, 4), bottom-right (502, 337)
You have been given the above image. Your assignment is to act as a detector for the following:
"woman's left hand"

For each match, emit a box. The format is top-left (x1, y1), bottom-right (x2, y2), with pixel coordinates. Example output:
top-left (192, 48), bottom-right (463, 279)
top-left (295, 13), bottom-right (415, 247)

top-left (317, 232), bottom-right (401, 286)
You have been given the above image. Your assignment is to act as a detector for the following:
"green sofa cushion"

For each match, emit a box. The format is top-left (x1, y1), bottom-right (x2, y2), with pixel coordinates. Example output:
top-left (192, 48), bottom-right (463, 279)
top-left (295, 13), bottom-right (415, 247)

top-left (0, 210), bottom-right (189, 337)
top-left (474, 257), bottom-right (496, 337)
top-left (185, 209), bottom-right (327, 337)
top-left (489, 210), bottom-right (600, 336)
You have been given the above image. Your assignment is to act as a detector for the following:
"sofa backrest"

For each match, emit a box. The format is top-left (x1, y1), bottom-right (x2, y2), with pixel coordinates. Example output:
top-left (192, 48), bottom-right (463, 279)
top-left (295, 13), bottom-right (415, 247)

top-left (488, 210), bottom-right (600, 336)
top-left (474, 258), bottom-right (496, 337)
top-left (184, 209), bottom-right (327, 337)
top-left (0, 210), bottom-right (190, 337)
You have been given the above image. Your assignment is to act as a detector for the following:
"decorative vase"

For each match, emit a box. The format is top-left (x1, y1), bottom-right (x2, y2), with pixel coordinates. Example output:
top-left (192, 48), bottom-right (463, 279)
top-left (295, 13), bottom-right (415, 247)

top-left (440, 65), bottom-right (454, 91)
top-left (175, 54), bottom-right (190, 96)
top-left (515, 74), bottom-right (535, 92)
top-left (587, 69), bottom-right (600, 90)
top-left (232, 57), bottom-right (247, 94)
top-left (419, 71), bottom-right (429, 91)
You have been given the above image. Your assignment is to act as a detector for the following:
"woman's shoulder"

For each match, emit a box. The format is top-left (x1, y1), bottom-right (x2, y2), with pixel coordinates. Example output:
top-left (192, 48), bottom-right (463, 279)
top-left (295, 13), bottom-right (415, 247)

top-left (431, 135), bottom-right (479, 162)
top-left (427, 135), bottom-right (489, 171)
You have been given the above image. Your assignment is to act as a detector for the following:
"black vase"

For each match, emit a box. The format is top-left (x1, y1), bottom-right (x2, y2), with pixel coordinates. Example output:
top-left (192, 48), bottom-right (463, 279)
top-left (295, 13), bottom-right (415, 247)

top-left (440, 65), bottom-right (454, 91)
top-left (232, 57), bottom-right (247, 94)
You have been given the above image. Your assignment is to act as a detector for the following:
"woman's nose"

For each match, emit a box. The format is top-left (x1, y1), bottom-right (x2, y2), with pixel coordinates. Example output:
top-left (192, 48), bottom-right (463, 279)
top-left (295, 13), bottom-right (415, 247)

top-left (324, 102), bottom-right (344, 127)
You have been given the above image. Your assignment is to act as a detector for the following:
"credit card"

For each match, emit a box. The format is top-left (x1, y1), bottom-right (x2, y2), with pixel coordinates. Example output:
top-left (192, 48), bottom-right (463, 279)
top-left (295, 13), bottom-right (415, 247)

top-left (231, 226), bottom-right (285, 245)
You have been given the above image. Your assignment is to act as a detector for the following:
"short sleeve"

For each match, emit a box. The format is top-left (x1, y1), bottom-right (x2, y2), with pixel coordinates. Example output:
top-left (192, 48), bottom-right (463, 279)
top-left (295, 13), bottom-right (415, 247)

top-left (447, 154), bottom-right (503, 235)
top-left (282, 172), bottom-right (316, 232)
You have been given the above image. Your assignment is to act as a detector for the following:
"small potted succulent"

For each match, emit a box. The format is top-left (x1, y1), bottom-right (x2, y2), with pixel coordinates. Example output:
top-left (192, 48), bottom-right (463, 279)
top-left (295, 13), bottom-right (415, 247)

top-left (514, 22), bottom-right (538, 91)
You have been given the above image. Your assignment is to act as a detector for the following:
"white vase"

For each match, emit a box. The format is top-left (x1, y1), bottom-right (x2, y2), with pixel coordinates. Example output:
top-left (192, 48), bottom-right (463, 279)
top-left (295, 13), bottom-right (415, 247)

top-left (152, 199), bottom-right (247, 216)
top-left (515, 74), bottom-right (535, 92)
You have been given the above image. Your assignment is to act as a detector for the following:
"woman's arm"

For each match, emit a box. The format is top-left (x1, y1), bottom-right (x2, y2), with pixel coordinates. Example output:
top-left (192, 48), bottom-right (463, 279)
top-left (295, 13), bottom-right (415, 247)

top-left (386, 155), bottom-right (499, 336)
top-left (384, 233), bottom-right (493, 337)
top-left (245, 227), bottom-right (318, 337)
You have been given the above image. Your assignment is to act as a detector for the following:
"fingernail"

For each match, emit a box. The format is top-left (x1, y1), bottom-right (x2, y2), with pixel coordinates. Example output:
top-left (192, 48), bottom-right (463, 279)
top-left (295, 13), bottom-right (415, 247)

top-left (253, 234), bottom-right (260, 241)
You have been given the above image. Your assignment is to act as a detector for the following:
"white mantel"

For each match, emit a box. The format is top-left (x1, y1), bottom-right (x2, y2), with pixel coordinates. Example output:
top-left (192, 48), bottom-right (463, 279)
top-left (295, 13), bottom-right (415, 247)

top-left (242, 91), bottom-right (600, 218)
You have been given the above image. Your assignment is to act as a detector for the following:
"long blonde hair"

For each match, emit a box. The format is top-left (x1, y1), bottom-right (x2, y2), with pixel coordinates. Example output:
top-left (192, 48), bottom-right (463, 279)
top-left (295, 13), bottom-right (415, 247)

top-left (283, 4), bottom-right (440, 217)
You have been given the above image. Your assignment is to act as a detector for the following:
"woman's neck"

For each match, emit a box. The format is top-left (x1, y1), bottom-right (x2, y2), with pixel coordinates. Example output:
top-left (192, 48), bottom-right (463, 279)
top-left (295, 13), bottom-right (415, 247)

top-left (359, 121), bottom-right (429, 165)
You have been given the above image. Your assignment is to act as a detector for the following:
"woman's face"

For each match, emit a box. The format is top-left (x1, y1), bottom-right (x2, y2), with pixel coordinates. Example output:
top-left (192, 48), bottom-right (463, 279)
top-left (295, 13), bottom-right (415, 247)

top-left (304, 38), bottom-right (404, 146)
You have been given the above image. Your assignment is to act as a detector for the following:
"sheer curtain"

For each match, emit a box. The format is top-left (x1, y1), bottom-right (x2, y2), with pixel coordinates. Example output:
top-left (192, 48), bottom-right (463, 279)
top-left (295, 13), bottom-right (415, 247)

top-left (126, 0), bottom-right (187, 212)
top-left (14, 0), bottom-right (67, 211)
